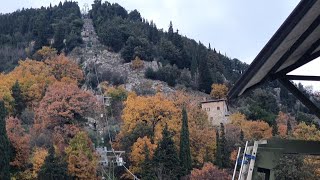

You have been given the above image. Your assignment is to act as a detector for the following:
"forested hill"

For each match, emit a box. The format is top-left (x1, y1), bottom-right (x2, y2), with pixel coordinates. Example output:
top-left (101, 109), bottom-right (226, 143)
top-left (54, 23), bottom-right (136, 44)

top-left (0, 1), bottom-right (318, 125)
top-left (89, 0), bottom-right (248, 94)
top-left (0, 1), bottom-right (83, 72)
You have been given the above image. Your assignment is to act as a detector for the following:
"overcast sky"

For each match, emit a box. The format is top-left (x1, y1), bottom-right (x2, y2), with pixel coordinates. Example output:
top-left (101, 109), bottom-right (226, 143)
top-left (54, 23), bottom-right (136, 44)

top-left (1, 0), bottom-right (319, 90)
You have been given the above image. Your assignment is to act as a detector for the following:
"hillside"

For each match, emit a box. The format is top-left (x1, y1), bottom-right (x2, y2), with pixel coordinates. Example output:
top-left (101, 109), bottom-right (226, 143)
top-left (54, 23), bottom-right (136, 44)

top-left (1, 1), bottom-right (320, 180)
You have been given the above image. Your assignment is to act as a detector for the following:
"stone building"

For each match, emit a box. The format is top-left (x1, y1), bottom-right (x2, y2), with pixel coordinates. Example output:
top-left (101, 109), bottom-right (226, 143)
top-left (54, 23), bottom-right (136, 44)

top-left (201, 98), bottom-right (230, 126)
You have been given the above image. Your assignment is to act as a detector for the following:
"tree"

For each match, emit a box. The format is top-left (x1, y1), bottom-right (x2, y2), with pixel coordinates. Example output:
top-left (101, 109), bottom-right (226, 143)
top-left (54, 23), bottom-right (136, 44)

top-left (53, 22), bottom-right (65, 52)
top-left (210, 84), bottom-right (228, 99)
top-left (129, 136), bottom-right (156, 174)
top-left (11, 80), bottom-right (26, 117)
top-left (31, 147), bottom-right (48, 178)
top-left (38, 146), bottom-right (70, 180)
top-left (168, 21), bottom-right (174, 40)
top-left (153, 124), bottom-right (181, 180)
top-left (229, 113), bottom-right (272, 140)
top-left (275, 155), bottom-right (317, 180)
top-left (6, 117), bottom-right (30, 169)
top-left (188, 163), bottom-right (231, 180)
top-left (36, 46), bottom-right (57, 60)
top-left (218, 123), bottom-right (229, 168)
top-left (0, 101), bottom-right (10, 180)
top-left (128, 9), bottom-right (142, 21)
top-left (179, 107), bottom-right (192, 175)
top-left (140, 143), bottom-right (156, 180)
top-left (272, 120), bottom-right (279, 136)
top-left (45, 54), bottom-right (84, 83)
top-left (131, 56), bottom-right (144, 70)
top-left (287, 119), bottom-right (292, 135)
top-left (65, 131), bottom-right (98, 179)
top-left (35, 81), bottom-right (96, 130)
top-left (215, 129), bottom-right (222, 167)
top-left (120, 93), bottom-right (180, 144)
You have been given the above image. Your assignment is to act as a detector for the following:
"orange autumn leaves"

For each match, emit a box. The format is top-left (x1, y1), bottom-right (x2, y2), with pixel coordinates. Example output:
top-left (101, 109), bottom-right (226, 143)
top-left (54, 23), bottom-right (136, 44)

top-left (229, 112), bottom-right (272, 140)
top-left (119, 91), bottom-right (216, 172)
top-left (0, 50), bottom-right (84, 111)
top-left (35, 81), bottom-right (96, 130)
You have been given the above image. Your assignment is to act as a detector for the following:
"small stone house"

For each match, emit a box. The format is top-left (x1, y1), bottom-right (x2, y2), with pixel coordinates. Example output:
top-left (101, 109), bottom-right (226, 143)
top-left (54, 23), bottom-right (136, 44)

top-left (201, 98), bottom-right (230, 126)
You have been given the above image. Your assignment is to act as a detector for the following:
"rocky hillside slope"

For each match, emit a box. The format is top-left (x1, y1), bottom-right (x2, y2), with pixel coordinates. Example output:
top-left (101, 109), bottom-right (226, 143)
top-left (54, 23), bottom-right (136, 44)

top-left (70, 17), bottom-right (209, 99)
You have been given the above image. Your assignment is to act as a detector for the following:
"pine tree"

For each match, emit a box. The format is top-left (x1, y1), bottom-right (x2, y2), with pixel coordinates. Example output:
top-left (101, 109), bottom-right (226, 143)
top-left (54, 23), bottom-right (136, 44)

top-left (0, 101), bottom-right (10, 180)
top-left (53, 22), bottom-right (65, 53)
top-left (153, 124), bottom-right (181, 180)
top-left (215, 123), bottom-right (229, 168)
top-left (140, 143), bottom-right (156, 180)
top-left (287, 120), bottom-right (292, 135)
top-left (272, 120), bottom-right (279, 136)
top-left (220, 123), bottom-right (229, 168)
top-left (198, 43), bottom-right (213, 93)
top-left (38, 146), bottom-right (70, 180)
top-left (11, 81), bottom-right (26, 117)
top-left (179, 107), bottom-right (192, 176)
top-left (215, 128), bottom-right (222, 167)
top-left (168, 21), bottom-right (174, 40)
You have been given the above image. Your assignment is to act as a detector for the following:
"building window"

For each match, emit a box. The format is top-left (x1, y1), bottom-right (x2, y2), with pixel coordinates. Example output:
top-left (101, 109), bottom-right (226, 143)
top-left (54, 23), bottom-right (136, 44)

top-left (217, 106), bottom-right (220, 110)
top-left (210, 117), bottom-right (213, 123)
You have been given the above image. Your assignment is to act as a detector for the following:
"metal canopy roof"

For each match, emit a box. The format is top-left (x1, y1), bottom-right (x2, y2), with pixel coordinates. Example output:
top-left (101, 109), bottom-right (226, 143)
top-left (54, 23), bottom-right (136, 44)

top-left (228, 0), bottom-right (320, 117)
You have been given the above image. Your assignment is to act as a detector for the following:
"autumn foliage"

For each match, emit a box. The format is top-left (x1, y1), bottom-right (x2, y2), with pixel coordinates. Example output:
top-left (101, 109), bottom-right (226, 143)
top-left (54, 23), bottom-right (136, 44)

top-left (31, 147), bottom-right (48, 178)
top-left (188, 163), bottom-right (231, 180)
top-left (131, 56), bottom-right (144, 70)
top-left (130, 136), bottom-right (157, 174)
top-left (6, 117), bottom-right (31, 169)
top-left (120, 92), bottom-right (180, 143)
top-left (35, 81), bottom-right (96, 130)
top-left (229, 112), bottom-right (272, 140)
top-left (65, 131), bottom-right (98, 180)
top-left (210, 84), bottom-right (228, 99)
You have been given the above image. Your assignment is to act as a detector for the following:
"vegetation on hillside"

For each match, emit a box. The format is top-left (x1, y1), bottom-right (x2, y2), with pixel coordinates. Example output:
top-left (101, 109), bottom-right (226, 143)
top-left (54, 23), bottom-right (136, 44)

top-left (89, 0), bottom-right (248, 93)
top-left (0, 1), bottom-right (83, 72)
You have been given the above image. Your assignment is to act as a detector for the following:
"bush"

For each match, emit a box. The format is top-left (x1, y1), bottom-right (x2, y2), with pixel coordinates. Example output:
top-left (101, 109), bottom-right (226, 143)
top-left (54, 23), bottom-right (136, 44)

top-left (132, 82), bottom-right (156, 96)
top-left (145, 67), bottom-right (157, 79)
top-left (131, 56), bottom-right (144, 70)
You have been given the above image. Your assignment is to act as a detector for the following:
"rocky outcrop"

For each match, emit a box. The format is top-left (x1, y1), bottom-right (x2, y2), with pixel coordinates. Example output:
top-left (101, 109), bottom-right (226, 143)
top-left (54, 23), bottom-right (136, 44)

top-left (69, 18), bottom-right (208, 97)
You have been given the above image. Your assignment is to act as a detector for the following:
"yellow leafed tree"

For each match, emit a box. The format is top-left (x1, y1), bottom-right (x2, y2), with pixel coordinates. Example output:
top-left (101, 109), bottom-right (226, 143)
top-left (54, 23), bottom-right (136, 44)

top-left (129, 136), bottom-right (157, 174)
top-left (31, 147), bottom-right (48, 178)
top-left (210, 84), bottom-right (228, 99)
top-left (120, 92), bottom-right (180, 143)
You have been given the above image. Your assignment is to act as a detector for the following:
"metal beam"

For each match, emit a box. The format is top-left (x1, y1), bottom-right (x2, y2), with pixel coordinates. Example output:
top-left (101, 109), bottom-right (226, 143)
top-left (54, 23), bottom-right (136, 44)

top-left (278, 78), bottom-right (320, 118)
top-left (275, 39), bottom-right (320, 77)
top-left (227, 0), bottom-right (317, 99)
top-left (270, 14), bottom-right (320, 74)
top-left (285, 75), bottom-right (320, 81)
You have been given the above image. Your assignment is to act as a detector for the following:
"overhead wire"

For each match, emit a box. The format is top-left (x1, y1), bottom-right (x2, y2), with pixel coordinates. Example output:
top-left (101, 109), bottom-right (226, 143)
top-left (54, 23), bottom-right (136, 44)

top-left (92, 54), bottom-right (140, 180)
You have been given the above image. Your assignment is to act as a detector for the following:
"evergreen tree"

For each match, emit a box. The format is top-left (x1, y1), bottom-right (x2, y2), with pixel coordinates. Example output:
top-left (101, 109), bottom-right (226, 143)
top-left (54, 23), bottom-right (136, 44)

top-left (198, 43), bottom-right (213, 93)
top-left (219, 123), bottom-right (229, 168)
top-left (272, 120), bottom-right (279, 136)
top-left (11, 81), bottom-right (26, 117)
top-left (179, 107), bottom-right (192, 176)
top-left (168, 21), bottom-right (174, 40)
top-left (287, 120), bottom-right (292, 135)
top-left (53, 22), bottom-right (65, 53)
top-left (0, 101), bottom-right (10, 180)
top-left (38, 146), bottom-right (70, 180)
top-left (153, 124), bottom-right (181, 180)
top-left (215, 128), bottom-right (222, 167)
top-left (140, 143), bottom-right (156, 180)
top-left (215, 123), bottom-right (229, 168)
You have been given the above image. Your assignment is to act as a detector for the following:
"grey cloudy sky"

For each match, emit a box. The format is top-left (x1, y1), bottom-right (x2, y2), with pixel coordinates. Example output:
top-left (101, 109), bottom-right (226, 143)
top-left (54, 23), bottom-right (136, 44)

top-left (1, 0), bottom-right (319, 90)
